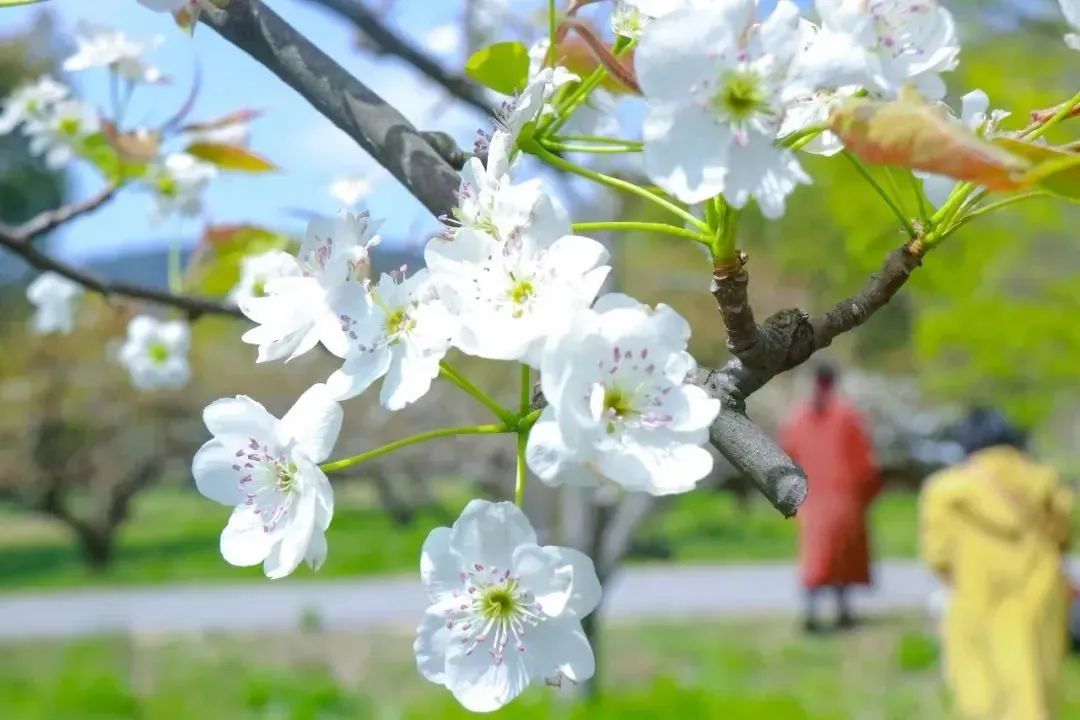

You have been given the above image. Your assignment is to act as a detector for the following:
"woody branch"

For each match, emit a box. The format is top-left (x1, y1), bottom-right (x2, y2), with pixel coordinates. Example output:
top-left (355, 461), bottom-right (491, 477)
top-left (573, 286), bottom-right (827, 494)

top-left (0, 189), bottom-right (242, 320)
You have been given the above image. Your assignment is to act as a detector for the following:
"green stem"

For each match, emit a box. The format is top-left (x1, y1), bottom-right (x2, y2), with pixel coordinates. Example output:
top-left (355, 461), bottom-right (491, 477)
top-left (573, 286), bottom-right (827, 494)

top-left (515, 431), bottom-right (528, 507)
top-left (519, 365), bottom-right (532, 415)
top-left (929, 192), bottom-right (1047, 244)
top-left (529, 142), bottom-right (710, 232)
top-left (907, 171), bottom-right (930, 222)
top-left (514, 364), bottom-right (531, 507)
top-left (321, 424), bottom-right (511, 473)
top-left (168, 234), bottom-right (183, 294)
top-left (555, 134), bottom-right (643, 146)
top-left (540, 139), bottom-right (642, 154)
top-left (842, 152), bottom-right (917, 238)
top-left (542, 66), bottom-right (609, 136)
top-left (439, 361), bottom-right (516, 425)
top-left (571, 221), bottom-right (709, 244)
top-left (1024, 89), bottom-right (1080, 141)
top-left (546, 0), bottom-right (557, 67)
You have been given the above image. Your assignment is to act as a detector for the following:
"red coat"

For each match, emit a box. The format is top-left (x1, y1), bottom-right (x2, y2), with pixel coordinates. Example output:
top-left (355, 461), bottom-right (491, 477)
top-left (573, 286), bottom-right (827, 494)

top-left (780, 397), bottom-right (880, 589)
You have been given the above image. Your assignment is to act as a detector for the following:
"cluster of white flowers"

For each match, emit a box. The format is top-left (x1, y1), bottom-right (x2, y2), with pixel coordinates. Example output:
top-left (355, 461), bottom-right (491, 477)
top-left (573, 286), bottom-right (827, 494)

top-left (0, 76), bottom-right (97, 170)
top-left (633, 0), bottom-right (960, 215)
top-left (178, 47), bottom-right (729, 710)
top-left (113, 0), bottom-right (1073, 713)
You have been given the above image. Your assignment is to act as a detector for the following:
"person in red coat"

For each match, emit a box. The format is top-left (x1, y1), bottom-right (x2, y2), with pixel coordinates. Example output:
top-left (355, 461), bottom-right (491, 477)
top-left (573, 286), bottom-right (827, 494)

top-left (780, 364), bottom-right (880, 632)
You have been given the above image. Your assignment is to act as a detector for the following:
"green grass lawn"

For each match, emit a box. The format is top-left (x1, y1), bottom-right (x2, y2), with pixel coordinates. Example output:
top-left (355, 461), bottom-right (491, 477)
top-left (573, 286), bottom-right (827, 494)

top-left (2, 616), bottom-right (1079, 719)
top-left (0, 483), bottom-right (1075, 591)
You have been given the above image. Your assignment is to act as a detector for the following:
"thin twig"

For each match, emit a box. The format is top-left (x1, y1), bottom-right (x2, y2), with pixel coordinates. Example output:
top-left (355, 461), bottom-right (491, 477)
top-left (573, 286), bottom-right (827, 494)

top-left (302, 0), bottom-right (493, 116)
top-left (0, 232), bottom-right (242, 320)
top-left (0, 185), bottom-right (117, 245)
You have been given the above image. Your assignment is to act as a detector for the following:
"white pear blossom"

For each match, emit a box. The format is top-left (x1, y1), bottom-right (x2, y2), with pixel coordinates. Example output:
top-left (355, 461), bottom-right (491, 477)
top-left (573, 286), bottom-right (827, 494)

top-left (23, 99), bottom-right (99, 170)
top-left (813, 0), bottom-right (959, 100)
top-left (146, 153), bottom-right (217, 218)
top-left (483, 66), bottom-right (578, 154)
top-left (326, 268), bottom-right (454, 410)
top-left (0, 77), bottom-right (68, 135)
top-left (228, 250), bottom-right (299, 304)
top-left (117, 315), bottom-right (191, 391)
top-left (26, 272), bottom-right (83, 335)
top-left (63, 23), bottom-right (165, 84)
top-left (636, 0), bottom-right (811, 216)
top-left (612, 2), bottom-right (651, 39)
top-left (192, 384), bottom-right (341, 579)
top-left (241, 213), bottom-right (380, 363)
top-left (1060, 0), bottom-right (1080, 49)
top-left (622, 0), bottom-right (693, 18)
top-left (416, 500), bottom-right (601, 712)
top-left (527, 294), bottom-right (721, 495)
top-left (426, 222), bottom-right (609, 366)
top-left (918, 90), bottom-right (1009, 207)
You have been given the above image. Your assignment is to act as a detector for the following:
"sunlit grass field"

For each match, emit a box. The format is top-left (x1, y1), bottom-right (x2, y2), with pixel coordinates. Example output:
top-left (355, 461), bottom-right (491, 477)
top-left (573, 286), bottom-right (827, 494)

top-left (0, 485), bottom-right (952, 590)
top-left (3, 616), bottom-right (1079, 719)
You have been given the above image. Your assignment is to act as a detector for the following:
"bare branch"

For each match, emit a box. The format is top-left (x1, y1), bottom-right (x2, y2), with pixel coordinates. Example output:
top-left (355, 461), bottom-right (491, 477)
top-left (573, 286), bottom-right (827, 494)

top-left (0, 231), bottom-right (242, 320)
top-left (699, 240), bottom-right (926, 515)
top-left (201, 0), bottom-right (462, 218)
top-left (0, 185), bottom-right (117, 245)
top-left (302, 0), bottom-right (493, 116)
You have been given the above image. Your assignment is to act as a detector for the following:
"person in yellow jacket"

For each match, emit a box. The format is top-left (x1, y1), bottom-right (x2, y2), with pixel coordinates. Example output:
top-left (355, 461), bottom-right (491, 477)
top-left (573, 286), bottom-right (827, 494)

top-left (920, 408), bottom-right (1074, 720)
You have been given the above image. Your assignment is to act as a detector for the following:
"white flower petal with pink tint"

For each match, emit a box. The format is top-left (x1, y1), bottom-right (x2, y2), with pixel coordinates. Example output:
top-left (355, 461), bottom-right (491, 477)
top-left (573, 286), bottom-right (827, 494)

top-left (192, 384), bottom-right (341, 579)
top-left (415, 500), bottom-right (601, 712)
top-left (527, 294), bottom-right (720, 495)
top-left (241, 212), bottom-right (381, 363)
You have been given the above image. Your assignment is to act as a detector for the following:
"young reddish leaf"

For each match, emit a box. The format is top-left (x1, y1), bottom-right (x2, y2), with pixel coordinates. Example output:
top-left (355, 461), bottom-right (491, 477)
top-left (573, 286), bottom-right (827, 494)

top-left (185, 143), bottom-right (277, 173)
top-left (180, 109), bottom-right (263, 134)
top-left (830, 96), bottom-right (1029, 191)
top-left (102, 119), bottom-right (161, 164)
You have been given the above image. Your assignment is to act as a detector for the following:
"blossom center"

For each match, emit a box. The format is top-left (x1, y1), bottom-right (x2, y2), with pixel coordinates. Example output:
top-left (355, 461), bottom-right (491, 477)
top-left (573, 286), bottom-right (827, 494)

top-left (251, 277), bottom-right (267, 298)
top-left (443, 563), bottom-right (546, 666)
top-left (508, 278), bottom-right (535, 306)
top-left (385, 308), bottom-right (413, 337)
top-left (147, 341), bottom-right (171, 365)
top-left (603, 387), bottom-right (635, 419)
top-left (481, 586), bottom-right (519, 621)
top-left (231, 437), bottom-right (300, 533)
top-left (714, 70), bottom-right (767, 121)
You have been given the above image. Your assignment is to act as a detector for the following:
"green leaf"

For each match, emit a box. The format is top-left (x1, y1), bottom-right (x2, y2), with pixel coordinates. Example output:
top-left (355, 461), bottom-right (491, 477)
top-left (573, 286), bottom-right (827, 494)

top-left (185, 143), bottom-right (277, 173)
top-left (465, 42), bottom-right (529, 96)
top-left (995, 138), bottom-right (1080, 201)
top-left (186, 225), bottom-right (294, 297)
top-left (1019, 154), bottom-right (1080, 202)
top-left (0, 0), bottom-right (50, 6)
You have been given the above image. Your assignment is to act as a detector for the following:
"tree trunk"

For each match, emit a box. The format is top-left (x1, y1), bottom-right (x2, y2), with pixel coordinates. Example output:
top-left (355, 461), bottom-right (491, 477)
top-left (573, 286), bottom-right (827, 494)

top-left (76, 525), bottom-right (115, 572)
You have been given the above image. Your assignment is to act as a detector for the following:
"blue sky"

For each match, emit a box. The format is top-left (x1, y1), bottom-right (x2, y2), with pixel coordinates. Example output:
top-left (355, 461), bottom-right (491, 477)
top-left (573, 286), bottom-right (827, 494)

top-left (0, 0), bottom-right (493, 261)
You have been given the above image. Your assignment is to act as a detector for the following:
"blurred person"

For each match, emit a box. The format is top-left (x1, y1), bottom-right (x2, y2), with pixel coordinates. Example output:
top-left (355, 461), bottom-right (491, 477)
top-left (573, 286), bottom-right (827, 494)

top-left (780, 364), bottom-right (880, 632)
top-left (920, 408), bottom-right (1073, 720)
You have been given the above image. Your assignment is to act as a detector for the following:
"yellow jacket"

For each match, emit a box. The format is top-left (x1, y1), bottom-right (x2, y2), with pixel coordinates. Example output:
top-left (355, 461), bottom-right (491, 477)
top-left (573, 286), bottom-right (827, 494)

top-left (920, 446), bottom-right (1073, 720)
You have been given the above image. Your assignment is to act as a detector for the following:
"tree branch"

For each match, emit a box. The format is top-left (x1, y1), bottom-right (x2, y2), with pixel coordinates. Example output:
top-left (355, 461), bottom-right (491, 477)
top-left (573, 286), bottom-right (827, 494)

top-left (302, 0), bottom-right (493, 116)
top-left (0, 185), bottom-right (117, 245)
top-left (700, 240), bottom-right (926, 516)
top-left (201, 0), bottom-right (462, 217)
top-left (0, 231), bottom-right (242, 320)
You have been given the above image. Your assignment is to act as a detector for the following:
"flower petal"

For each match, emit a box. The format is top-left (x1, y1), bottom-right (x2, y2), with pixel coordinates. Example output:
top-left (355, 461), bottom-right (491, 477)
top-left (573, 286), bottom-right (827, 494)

top-left (192, 439), bottom-right (247, 506)
top-left (277, 384), bottom-right (343, 463)
top-left (449, 500), bottom-right (537, 570)
top-left (421, 526), bottom-right (463, 600)
top-left (220, 505), bottom-right (274, 567)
